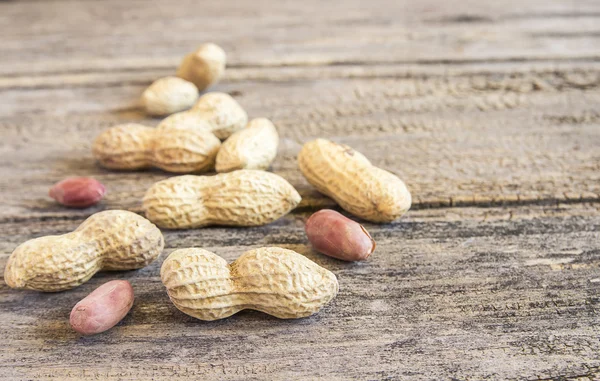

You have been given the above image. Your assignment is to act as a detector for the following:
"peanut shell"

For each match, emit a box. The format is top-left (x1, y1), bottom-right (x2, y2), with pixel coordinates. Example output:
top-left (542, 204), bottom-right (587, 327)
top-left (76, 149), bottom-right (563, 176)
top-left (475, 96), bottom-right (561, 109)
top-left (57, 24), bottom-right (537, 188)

top-left (4, 210), bottom-right (164, 292)
top-left (298, 139), bottom-right (411, 222)
top-left (216, 118), bottom-right (279, 172)
top-left (142, 170), bottom-right (301, 229)
top-left (161, 247), bottom-right (338, 320)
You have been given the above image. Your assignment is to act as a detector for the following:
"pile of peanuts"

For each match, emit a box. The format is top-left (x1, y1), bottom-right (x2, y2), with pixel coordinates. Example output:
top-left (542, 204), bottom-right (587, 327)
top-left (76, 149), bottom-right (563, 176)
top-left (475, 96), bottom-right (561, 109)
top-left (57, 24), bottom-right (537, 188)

top-left (4, 44), bottom-right (412, 335)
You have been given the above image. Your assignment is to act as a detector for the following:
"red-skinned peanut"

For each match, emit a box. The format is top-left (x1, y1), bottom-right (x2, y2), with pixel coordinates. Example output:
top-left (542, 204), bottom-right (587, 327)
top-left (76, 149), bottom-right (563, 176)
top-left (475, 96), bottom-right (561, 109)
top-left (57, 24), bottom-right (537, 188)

top-left (70, 280), bottom-right (134, 335)
top-left (305, 209), bottom-right (376, 261)
top-left (49, 177), bottom-right (106, 208)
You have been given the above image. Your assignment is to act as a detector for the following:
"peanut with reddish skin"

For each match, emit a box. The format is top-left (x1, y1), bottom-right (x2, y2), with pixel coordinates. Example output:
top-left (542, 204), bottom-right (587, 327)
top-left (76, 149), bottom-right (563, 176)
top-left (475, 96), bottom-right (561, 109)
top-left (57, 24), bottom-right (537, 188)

top-left (70, 280), bottom-right (134, 335)
top-left (305, 209), bottom-right (375, 261)
top-left (49, 177), bottom-right (106, 208)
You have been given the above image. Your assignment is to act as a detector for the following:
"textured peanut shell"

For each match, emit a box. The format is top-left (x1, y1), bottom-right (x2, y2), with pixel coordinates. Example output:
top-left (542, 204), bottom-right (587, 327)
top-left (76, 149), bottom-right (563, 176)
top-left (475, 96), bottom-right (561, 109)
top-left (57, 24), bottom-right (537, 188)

top-left (92, 124), bottom-right (154, 170)
top-left (216, 118), bottom-right (279, 173)
top-left (141, 76), bottom-right (199, 116)
top-left (157, 111), bottom-right (212, 133)
top-left (176, 43), bottom-right (226, 91)
top-left (4, 210), bottom-right (164, 292)
top-left (143, 170), bottom-right (301, 229)
top-left (92, 123), bottom-right (221, 173)
top-left (190, 92), bottom-right (248, 140)
top-left (161, 247), bottom-right (339, 320)
top-left (298, 139), bottom-right (412, 223)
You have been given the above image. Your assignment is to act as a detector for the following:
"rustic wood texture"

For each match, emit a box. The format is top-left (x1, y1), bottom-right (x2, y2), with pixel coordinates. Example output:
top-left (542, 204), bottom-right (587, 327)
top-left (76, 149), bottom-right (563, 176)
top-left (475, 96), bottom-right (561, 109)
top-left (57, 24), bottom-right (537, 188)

top-left (0, 0), bottom-right (599, 380)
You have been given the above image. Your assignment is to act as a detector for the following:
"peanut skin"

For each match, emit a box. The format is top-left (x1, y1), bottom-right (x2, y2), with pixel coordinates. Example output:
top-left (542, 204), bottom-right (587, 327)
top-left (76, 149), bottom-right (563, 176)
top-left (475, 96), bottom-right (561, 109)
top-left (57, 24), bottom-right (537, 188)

top-left (70, 280), bottom-right (134, 335)
top-left (49, 177), bottom-right (106, 208)
top-left (305, 209), bottom-right (375, 261)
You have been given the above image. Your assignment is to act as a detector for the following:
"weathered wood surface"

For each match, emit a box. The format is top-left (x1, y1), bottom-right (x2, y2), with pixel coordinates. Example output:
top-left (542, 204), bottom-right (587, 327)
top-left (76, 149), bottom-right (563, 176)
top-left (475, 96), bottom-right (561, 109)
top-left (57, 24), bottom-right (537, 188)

top-left (0, 0), bottom-right (599, 380)
top-left (1, 205), bottom-right (599, 380)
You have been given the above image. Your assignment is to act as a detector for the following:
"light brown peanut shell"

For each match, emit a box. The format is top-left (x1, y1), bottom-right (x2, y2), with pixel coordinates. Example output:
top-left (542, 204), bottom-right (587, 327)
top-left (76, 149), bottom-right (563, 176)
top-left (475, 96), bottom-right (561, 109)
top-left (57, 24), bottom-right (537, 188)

top-left (191, 92), bottom-right (247, 140)
top-left (157, 111), bottom-right (213, 133)
top-left (92, 123), bottom-right (221, 173)
top-left (298, 139), bottom-right (411, 223)
top-left (216, 118), bottom-right (279, 173)
top-left (176, 43), bottom-right (226, 91)
top-left (161, 247), bottom-right (339, 320)
top-left (143, 170), bottom-right (301, 229)
top-left (141, 76), bottom-right (199, 116)
top-left (4, 210), bottom-right (164, 292)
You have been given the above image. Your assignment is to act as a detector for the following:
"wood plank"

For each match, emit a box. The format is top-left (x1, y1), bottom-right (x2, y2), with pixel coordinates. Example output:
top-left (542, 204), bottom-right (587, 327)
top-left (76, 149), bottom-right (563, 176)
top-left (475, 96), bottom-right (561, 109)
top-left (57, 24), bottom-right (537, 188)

top-left (1, 204), bottom-right (598, 380)
top-left (0, 63), bottom-right (598, 218)
top-left (0, 0), bottom-right (599, 76)
top-left (1, 0), bottom-right (599, 379)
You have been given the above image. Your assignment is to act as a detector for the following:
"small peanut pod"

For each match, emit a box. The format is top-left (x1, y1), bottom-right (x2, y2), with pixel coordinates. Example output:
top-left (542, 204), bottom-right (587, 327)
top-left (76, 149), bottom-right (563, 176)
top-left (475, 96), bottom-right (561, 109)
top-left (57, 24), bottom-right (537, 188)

top-left (142, 170), bottom-right (301, 229)
top-left (161, 247), bottom-right (339, 320)
top-left (49, 177), bottom-right (106, 208)
top-left (157, 111), bottom-right (212, 133)
top-left (141, 76), bottom-right (199, 116)
top-left (216, 118), bottom-right (279, 173)
top-left (191, 92), bottom-right (248, 140)
top-left (176, 43), bottom-right (226, 91)
top-left (92, 123), bottom-right (221, 173)
top-left (70, 280), bottom-right (134, 335)
top-left (305, 209), bottom-right (375, 261)
top-left (4, 210), bottom-right (164, 292)
top-left (298, 139), bottom-right (412, 223)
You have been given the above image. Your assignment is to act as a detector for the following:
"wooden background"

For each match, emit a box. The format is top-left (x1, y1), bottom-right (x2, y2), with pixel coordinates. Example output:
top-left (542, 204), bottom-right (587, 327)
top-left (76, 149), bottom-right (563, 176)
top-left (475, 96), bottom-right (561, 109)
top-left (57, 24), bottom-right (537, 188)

top-left (1, 0), bottom-right (599, 379)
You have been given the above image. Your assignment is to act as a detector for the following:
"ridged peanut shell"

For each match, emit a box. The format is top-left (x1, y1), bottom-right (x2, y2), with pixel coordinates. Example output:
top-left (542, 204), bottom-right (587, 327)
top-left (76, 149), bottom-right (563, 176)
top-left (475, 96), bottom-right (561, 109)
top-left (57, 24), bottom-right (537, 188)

top-left (151, 128), bottom-right (221, 173)
top-left (216, 118), bottom-right (279, 173)
top-left (161, 247), bottom-right (339, 320)
top-left (92, 124), bottom-right (221, 173)
top-left (4, 210), bottom-right (164, 292)
top-left (143, 170), bottom-right (301, 229)
top-left (141, 76), bottom-right (199, 116)
top-left (191, 92), bottom-right (248, 140)
top-left (157, 111), bottom-right (213, 133)
top-left (298, 139), bottom-right (411, 222)
top-left (176, 43), bottom-right (226, 91)
top-left (92, 124), bottom-right (154, 170)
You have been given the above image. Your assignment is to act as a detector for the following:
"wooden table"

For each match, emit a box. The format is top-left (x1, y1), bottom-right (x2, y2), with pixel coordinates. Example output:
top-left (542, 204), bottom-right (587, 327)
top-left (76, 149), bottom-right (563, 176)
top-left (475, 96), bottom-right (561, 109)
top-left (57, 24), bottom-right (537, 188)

top-left (1, 1), bottom-right (599, 379)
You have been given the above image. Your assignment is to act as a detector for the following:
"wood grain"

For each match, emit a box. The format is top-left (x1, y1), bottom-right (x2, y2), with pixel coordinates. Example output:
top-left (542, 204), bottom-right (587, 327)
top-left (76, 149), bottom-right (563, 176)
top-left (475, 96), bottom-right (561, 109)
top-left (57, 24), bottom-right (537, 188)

top-left (0, 0), bottom-right (599, 379)
top-left (1, 205), bottom-right (599, 380)
top-left (1, 0), bottom-right (600, 76)
top-left (0, 63), bottom-right (598, 217)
